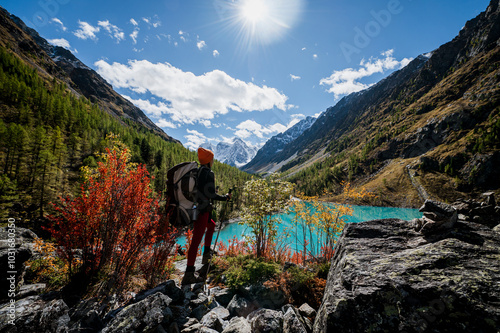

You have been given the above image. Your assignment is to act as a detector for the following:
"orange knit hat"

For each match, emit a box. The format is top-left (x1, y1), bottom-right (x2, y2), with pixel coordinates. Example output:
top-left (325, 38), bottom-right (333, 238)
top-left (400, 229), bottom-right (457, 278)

top-left (198, 147), bottom-right (214, 165)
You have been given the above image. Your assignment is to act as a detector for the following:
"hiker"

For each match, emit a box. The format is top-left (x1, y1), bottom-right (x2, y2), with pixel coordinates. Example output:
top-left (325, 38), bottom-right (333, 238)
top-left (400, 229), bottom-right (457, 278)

top-left (181, 147), bottom-right (231, 285)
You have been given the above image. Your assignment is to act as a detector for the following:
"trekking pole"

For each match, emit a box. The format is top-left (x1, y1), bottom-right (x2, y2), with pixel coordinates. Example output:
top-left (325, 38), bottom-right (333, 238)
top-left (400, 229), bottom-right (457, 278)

top-left (205, 188), bottom-right (232, 293)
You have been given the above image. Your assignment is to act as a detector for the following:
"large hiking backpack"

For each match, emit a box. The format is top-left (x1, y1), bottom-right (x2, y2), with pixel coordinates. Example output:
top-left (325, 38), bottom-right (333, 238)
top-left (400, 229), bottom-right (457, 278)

top-left (165, 161), bottom-right (199, 227)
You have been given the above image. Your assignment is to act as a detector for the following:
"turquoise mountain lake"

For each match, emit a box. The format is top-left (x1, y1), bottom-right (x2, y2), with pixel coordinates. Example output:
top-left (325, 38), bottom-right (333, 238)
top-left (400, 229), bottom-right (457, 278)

top-left (177, 205), bottom-right (422, 252)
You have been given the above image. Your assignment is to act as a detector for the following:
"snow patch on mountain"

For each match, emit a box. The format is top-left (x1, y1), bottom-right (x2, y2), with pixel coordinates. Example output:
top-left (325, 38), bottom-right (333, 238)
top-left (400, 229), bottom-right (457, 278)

top-left (268, 115), bottom-right (317, 153)
top-left (241, 115), bottom-right (319, 172)
top-left (201, 138), bottom-right (258, 168)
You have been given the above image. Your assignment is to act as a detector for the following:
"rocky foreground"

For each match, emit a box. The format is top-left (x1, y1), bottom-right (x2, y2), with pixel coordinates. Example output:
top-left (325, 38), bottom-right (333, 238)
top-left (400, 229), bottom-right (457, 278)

top-left (1, 197), bottom-right (499, 332)
top-left (0, 229), bottom-right (316, 333)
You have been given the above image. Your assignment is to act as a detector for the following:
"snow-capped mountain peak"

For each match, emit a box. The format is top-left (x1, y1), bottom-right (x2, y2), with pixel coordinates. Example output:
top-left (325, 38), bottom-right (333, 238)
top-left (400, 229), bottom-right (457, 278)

top-left (201, 139), bottom-right (257, 168)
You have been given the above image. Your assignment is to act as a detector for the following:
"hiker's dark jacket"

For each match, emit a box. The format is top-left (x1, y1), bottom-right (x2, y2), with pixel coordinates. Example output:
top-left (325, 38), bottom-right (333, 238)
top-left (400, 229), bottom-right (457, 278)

top-left (197, 166), bottom-right (226, 213)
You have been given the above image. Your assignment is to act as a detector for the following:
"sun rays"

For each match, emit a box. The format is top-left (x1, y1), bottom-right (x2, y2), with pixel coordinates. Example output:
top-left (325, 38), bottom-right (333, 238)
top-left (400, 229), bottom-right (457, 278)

top-left (215, 0), bottom-right (305, 53)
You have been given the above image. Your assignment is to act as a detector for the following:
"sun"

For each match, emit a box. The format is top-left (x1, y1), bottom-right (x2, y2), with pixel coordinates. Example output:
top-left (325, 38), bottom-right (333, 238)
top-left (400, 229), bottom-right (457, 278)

top-left (239, 0), bottom-right (270, 24)
top-left (220, 0), bottom-right (305, 48)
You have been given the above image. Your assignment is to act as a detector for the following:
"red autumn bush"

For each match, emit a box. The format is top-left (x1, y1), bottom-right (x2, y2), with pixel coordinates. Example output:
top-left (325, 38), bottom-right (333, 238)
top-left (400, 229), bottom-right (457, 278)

top-left (48, 148), bottom-right (177, 292)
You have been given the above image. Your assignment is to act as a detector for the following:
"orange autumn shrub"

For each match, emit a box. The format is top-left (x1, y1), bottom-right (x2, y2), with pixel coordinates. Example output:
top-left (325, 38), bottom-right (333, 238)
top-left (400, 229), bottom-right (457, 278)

top-left (341, 181), bottom-right (377, 200)
top-left (25, 238), bottom-right (76, 289)
top-left (48, 147), bottom-right (177, 292)
top-left (217, 236), bottom-right (250, 257)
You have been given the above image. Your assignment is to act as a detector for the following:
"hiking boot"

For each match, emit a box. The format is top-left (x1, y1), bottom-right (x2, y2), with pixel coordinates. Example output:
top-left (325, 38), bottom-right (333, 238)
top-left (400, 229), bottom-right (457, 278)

top-left (197, 263), bottom-right (209, 278)
top-left (181, 266), bottom-right (205, 285)
top-left (202, 247), bottom-right (215, 265)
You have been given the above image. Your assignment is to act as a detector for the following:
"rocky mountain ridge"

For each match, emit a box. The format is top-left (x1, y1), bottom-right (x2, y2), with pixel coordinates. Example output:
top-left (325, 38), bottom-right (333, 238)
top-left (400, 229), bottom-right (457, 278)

top-left (242, 115), bottom-right (317, 173)
top-left (243, 51), bottom-right (432, 175)
top-left (0, 7), bottom-right (178, 144)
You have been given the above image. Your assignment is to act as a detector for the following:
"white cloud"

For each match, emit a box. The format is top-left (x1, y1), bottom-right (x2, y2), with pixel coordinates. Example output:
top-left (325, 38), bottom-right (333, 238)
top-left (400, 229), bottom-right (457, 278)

top-left (285, 119), bottom-right (301, 129)
top-left (48, 38), bottom-right (70, 49)
top-left (313, 54), bottom-right (318, 60)
top-left (290, 74), bottom-right (301, 81)
top-left (122, 96), bottom-right (167, 117)
top-left (130, 28), bottom-right (139, 44)
top-left (320, 49), bottom-right (413, 99)
top-left (285, 113), bottom-right (305, 129)
top-left (95, 59), bottom-right (290, 125)
top-left (98, 20), bottom-right (125, 42)
top-left (156, 118), bottom-right (176, 129)
top-left (197, 40), bottom-right (207, 50)
top-left (301, 47), bottom-right (306, 51)
top-left (213, 50), bottom-right (220, 57)
top-left (184, 129), bottom-right (208, 150)
top-left (51, 18), bottom-right (67, 31)
top-left (130, 18), bottom-right (138, 26)
top-left (291, 113), bottom-right (305, 120)
top-left (179, 30), bottom-right (189, 42)
top-left (156, 33), bottom-right (170, 41)
top-left (142, 16), bottom-right (161, 28)
top-left (234, 128), bottom-right (251, 139)
top-left (234, 120), bottom-right (287, 139)
top-left (200, 120), bottom-right (212, 128)
top-left (268, 122), bottom-right (288, 133)
top-left (74, 21), bottom-right (100, 40)
top-left (218, 135), bottom-right (233, 144)
top-left (400, 58), bottom-right (412, 68)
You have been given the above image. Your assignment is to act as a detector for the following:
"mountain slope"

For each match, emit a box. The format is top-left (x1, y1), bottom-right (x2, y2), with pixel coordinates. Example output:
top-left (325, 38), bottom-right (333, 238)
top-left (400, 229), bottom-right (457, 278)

top-left (0, 7), bottom-right (177, 144)
top-left (263, 0), bottom-right (500, 205)
top-left (243, 115), bottom-right (316, 173)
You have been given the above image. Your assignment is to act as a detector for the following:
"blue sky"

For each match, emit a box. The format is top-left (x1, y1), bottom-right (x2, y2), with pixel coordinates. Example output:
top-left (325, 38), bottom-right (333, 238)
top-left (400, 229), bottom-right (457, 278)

top-left (2, 0), bottom-right (490, 150)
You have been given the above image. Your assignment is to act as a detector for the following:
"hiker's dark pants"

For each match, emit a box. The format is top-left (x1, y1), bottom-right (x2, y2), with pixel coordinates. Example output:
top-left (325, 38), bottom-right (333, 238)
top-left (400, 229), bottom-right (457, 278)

top-left (187, 211), bottom-right (215, 267)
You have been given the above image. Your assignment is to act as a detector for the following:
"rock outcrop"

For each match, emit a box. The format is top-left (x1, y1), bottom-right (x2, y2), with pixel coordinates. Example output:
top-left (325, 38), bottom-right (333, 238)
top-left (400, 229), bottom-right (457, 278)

top-left (313, 210), bottom-right (500, 332)
top-left (412, 200), bottom-right (458, 235)
top-left (0, 227), bottom-right (37, 302)
top-left (452, 194), bottom-right (500, 228)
